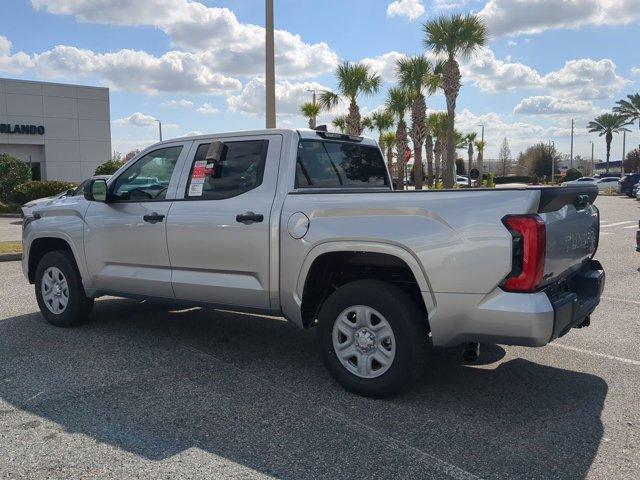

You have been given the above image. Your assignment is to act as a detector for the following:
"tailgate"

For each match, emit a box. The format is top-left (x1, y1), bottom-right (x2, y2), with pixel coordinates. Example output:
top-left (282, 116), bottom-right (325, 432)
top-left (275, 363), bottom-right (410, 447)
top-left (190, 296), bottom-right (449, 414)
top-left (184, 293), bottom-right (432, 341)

top-left (538, 185), bottom-right (599, 287)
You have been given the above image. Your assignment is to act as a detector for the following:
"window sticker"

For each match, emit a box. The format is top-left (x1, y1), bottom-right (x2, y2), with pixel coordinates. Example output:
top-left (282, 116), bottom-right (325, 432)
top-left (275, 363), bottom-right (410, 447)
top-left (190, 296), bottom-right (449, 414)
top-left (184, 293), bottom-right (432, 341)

top-left (188, 160), bottom-right (207, 196)
top-left (188, 183), bottom-right (204, 196)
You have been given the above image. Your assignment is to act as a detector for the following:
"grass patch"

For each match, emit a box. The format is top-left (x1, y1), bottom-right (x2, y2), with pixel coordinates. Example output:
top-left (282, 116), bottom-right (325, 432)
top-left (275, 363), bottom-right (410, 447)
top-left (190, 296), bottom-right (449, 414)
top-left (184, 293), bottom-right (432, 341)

top-left (0, 241), bottom-right (22, 254)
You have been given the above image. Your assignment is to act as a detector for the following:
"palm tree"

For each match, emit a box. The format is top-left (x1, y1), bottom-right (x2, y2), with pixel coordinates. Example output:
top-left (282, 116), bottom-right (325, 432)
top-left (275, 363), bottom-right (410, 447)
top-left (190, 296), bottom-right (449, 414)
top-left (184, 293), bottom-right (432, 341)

top-left (613, 93), bottom-right (640, 146)
top-left (475, 139), bottom-right (486, 185)
top-left (319, 61), bottom-right (381, 136)
top-left (397, 55), bottom-right (438, 190)
top-left (332, 115), bottom-right (348, 133)
top-left (386, 87), bottom-right (411, 190)
top-left (428, 112), bottom-right (448, 185)
top-left (587, 113), bottom-right (631, 173)
top-left (465, 132), bottom-right (478, 174)
top-left (381, 131), bottom-right (397, 179)
top-left (300, 102), bottom-right (321, 129)
top-left (423, 14), bottom-right (487, 188)
top-left (366, 110), bottom-right (395, 151)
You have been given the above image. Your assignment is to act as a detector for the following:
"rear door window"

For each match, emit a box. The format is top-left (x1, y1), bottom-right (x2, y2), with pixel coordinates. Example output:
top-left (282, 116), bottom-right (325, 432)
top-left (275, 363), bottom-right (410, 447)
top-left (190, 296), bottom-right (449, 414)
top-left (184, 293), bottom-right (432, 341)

top-left (296, 140), bottom-right (389, 189)
top-left (185, 140), bottom-right (268, 200)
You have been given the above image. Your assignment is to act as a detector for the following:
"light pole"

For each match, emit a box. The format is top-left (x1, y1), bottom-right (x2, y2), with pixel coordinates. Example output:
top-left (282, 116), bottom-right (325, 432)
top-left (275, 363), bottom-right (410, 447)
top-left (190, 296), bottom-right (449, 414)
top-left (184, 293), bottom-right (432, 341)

top-left (306, 89), bottom-right (317, 105)
top-left (570, 118), bottom-right (574, 169)
top-left (549, 140), bottom-right (555, 183)
top-left (621, 130), bottom-right (626, 175)
top-left (590, 140), bottom-right (594, 176)
top-left (265, 0), bottom-right (276, 128)
top-left (476, 124), bottom-right (484, 187)
top-left (154, 119), bottom-right (162, 141)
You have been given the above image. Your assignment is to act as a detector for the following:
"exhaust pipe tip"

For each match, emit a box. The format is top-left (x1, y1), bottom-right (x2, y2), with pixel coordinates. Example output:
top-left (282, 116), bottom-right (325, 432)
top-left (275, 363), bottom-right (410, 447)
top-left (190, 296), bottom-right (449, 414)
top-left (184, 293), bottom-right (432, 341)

top-left (462, 342), bottom-right (480, 363)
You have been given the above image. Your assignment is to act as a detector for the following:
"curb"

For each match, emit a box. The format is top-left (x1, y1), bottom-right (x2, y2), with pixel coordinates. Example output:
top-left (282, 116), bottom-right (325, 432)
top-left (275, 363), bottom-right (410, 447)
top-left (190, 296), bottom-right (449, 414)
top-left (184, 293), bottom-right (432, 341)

top-left (0, 252), bottom-right (21, 262)
top-left (0, 213), bottom-right (21, 218)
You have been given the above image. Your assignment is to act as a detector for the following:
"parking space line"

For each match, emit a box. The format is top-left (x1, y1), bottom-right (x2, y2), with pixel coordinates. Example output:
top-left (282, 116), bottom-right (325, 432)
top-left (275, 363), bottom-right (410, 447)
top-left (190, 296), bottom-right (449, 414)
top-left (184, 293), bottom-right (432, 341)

top-left (601, 296), bottom-right (640, 306)
top-left (549, 343), bottom-right (640, 366)
top-left (601, 221), bottom-right (635, 227)
top-left (181, 344), bottom-right (482, 480)
top-left (623, 225), bottom-right (638, 229)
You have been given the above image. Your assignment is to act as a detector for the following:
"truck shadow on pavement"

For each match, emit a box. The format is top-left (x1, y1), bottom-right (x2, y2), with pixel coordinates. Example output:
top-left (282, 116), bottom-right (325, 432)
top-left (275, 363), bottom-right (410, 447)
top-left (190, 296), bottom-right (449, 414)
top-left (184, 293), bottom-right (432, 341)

top-left (0, 298), bottom-right (607, 479)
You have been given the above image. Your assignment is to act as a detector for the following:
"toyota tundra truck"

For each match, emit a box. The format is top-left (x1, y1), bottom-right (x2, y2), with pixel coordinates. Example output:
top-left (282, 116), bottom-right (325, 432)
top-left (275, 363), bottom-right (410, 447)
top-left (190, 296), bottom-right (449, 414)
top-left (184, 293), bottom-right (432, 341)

top-left (22, 128), bottom-right (605, 397)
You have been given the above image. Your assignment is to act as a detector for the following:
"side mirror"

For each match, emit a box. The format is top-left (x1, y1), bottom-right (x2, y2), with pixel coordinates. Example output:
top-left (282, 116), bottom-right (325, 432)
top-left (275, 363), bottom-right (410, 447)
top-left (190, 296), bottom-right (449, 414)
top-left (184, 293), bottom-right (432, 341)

top-left (84, 178), bottom-right (108, 202)
top-left (66, 188), bottom-right (75, 196)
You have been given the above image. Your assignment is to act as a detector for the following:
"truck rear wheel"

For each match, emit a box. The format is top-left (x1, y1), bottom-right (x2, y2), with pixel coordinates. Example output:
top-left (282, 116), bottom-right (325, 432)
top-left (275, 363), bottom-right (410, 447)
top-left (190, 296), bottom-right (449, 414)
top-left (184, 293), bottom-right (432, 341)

top-left (35, 250), bottom-right (94, 327)
top-left (317, 280), bottom-right (430, 398)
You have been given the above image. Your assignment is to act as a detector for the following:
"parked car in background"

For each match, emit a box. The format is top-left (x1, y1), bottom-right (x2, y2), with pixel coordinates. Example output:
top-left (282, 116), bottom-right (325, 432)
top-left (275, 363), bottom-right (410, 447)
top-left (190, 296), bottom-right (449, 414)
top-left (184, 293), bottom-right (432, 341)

top-left (595, 177), bottom-right (621, 191)
top-left (561, 177), bottom-right (597, 187)
top-left (22, 129), bottom-right (604, 397)
top-left (619, 173), bottom-right (640, 197)
top-left (21, 175), bottom-right (111, 217)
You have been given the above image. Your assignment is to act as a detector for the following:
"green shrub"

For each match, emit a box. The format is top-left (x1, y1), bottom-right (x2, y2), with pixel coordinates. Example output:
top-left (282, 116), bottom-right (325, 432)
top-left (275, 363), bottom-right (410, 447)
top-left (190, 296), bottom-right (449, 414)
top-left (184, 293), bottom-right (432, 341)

top-left (563, 168), bottom-right (583, 182)
top-left (11, 181), bottom-right (77, 205)
top-left (0, 202), bottom-right (22, 214)
top-left (0, 154), bottom-right (31, 202)
top-left (483, 173), bottom-right (495, 188)
top-left (95, 159), bottom-right (125, 175)
top-left (494, 175), bottom-right (533, 184)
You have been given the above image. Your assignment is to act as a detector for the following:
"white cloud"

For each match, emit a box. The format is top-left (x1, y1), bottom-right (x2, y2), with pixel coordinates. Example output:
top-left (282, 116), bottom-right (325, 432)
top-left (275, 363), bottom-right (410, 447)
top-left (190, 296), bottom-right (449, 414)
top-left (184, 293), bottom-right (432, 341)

top-left (433, 0), bottom-right (470, 10)
top-left (455, 108), bottom-right (584, 156)
top-left (387, 0), bottom-right (425, 21)
top-left (542, 58), bottom-right (629, 100)
top-left (462, 47), bottom-right (541, 92)
top-left (462, 47), bottom-right (629, 100)
top-left (632, 67), bottom-right (640, 76)
top-left (181, 130), bottom-right (204, 137)
top-left (113, 112), bottom-right (158, 127)
top-left (196, 103), bottom-right (220, 115)
top-left (227, 78), bottom-right (331, 117)
top-left (362, 51), bottom-right (406, 83)
top-left (507, 40), bottom-right (517, 47)
top-left (113, 112), bottom-right (180, 130)
top-left (513, 96), bottom-right (597, 115)
top-left (30, 0), bottom-right (338, 79)
top-left (479, 0), bottom-right (640, 37)
top-left (0, 42), bottom-right (242, 95)
top-left (161, 99), bottom-right (194, 107)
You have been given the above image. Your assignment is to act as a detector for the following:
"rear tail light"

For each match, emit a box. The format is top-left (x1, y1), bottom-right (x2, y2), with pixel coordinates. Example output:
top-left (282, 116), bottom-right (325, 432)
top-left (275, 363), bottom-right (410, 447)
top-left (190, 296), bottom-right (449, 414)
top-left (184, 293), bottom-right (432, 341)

top-left (501, 215), bottom-right (546, 292)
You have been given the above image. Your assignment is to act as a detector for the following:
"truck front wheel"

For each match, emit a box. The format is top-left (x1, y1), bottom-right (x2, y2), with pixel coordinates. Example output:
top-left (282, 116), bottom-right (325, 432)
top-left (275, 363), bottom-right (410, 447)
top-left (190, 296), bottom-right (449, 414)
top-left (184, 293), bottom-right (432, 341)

top-left (317, 280), bottom-right (430, 398)
top-left (35, 250), bottom-right (94, 327)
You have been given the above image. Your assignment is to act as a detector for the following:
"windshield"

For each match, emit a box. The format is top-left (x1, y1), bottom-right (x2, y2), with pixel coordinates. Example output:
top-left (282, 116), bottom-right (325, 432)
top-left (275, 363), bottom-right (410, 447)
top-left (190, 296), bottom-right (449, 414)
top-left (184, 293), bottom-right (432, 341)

top-left (296, 140), bottom-right (389, 189)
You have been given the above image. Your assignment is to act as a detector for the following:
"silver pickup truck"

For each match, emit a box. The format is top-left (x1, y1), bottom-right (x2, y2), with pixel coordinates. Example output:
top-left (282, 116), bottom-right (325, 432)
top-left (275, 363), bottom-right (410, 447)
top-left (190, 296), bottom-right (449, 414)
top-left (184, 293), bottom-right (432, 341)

top-left (22, 128), bottom-right (605, 397)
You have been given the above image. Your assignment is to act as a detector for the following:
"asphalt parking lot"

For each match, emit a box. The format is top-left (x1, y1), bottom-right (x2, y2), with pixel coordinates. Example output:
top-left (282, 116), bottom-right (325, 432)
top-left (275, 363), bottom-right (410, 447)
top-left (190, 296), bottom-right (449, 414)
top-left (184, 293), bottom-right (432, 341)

top-left (0, 216), bottom-right (22, 242)
top-left (0, 195), bottom-right (638, 479)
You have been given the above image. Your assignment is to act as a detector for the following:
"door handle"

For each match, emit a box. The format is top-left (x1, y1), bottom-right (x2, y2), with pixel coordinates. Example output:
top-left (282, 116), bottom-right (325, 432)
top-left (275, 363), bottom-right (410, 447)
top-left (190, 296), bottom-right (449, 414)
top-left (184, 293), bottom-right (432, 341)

top-left (143, 212), bottom-right (165, 223)
top-left (236, 211), bottom-right (264, 224)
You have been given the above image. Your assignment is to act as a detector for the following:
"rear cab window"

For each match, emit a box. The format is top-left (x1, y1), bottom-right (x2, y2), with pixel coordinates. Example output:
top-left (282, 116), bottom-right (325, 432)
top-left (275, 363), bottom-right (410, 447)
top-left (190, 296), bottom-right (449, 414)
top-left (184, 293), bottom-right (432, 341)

top-left (296, 139), bottom-right (390, 189)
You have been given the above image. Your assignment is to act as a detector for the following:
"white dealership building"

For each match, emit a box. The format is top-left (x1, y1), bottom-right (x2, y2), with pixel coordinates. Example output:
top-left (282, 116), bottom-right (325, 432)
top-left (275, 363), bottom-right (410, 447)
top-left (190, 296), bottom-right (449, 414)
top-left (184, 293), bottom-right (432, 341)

top-left (0, 78), bottom-right (111, 182)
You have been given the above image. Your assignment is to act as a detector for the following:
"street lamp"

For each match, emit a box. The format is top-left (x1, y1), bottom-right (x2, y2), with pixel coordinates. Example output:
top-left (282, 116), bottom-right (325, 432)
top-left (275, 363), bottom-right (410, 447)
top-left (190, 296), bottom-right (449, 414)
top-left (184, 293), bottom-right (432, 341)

top-left (590, 140), bottom-right (594, 175)
top-left (154, 119), bottom-right (162, 141)
top-left (306, 89), bottom-right (317, 105)
top-left (265, 0), bottom-right (276, 128)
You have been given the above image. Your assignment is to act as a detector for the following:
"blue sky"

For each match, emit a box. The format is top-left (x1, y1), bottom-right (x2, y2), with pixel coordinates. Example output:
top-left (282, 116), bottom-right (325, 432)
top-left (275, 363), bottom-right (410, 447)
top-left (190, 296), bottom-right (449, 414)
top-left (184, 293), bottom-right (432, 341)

top-left (1, 0), bottom-right (639, 161)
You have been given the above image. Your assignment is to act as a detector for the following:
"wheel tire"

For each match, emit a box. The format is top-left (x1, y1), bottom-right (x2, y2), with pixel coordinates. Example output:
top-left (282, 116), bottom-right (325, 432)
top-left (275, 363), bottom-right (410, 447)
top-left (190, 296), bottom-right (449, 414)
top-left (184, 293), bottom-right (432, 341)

top-left (318, 279), bottom-right (430, 398)
top-left (35, 250), bottom-right (94, 327)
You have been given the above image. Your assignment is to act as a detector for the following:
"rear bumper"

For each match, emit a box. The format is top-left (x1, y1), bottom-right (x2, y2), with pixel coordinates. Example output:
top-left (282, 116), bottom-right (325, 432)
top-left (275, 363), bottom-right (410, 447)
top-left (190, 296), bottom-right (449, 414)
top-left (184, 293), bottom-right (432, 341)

top-left (545, 260), bottom-right (605, 341)
top-left (429, 260), bottom-right (605, 347)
